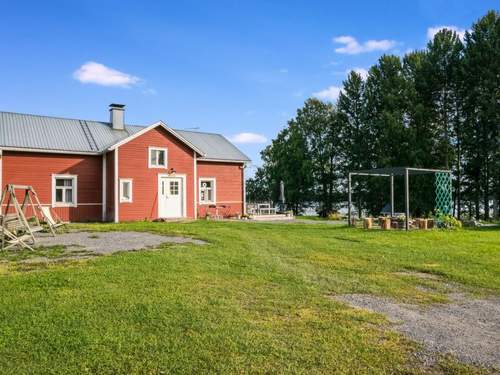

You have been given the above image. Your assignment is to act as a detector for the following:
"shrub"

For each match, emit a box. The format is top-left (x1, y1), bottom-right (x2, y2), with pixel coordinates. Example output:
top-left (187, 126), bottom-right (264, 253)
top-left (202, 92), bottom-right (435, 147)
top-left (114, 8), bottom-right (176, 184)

top-left (327, 211), bottom-right (343, 221)
top-left (434, 210), bottom-right (462, 229)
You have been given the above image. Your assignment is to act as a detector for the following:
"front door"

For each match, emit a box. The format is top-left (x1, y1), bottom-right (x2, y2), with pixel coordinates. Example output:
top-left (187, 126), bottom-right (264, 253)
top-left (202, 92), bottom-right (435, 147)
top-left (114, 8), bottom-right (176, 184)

top-left (158, 176), bottom-right (183, 218)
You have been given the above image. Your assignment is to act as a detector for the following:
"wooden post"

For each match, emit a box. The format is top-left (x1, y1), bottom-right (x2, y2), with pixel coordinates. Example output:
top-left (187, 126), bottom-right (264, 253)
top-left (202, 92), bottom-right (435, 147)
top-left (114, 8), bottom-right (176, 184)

top-left (363, 217), bottom-right (372, 229)
top-left (390, 174), bottom-right (394, 217)
top-left (405, 168), bottom-right (409, 231)
top-left (348, 173), bottom-right (352, 226)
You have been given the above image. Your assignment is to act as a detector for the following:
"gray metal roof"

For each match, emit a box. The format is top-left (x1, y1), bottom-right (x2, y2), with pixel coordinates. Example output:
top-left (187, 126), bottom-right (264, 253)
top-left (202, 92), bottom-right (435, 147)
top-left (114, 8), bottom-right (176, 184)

top-left (0, 111), bottom-right (250, 162)
top-left (175, 130), bottom-right (250, 162)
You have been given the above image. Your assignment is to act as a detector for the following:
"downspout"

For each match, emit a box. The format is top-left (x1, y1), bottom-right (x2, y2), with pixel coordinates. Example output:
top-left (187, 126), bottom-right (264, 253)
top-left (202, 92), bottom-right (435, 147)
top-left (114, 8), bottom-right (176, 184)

top-left (114, 148), bottom-right (119, 223)
top-left (193, 151), bottom-right (197, 219)
top-left (102, 152), bottom-right (107, 221)
top-left (242, 164), bottom-right (247, 215)
top-left (0, 149), bottom-right (3, 194)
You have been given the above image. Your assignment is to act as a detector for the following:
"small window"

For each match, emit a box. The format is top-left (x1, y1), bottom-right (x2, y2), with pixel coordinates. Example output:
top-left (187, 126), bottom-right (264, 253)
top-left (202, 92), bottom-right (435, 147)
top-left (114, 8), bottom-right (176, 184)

top-left (149, 147), bottom-right (168, 168)
top-left (120, 179), bottom-right (133, 203)
top-left (170, 181), bottom-right (179, 195)
top-left (52, 175), bottom-right (77, 207)
top-left (199, 178), bottom-right (216, 204)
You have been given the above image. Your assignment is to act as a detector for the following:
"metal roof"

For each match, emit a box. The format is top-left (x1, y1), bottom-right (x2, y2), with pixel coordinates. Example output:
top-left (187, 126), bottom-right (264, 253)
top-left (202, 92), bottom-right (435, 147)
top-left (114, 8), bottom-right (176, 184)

top-left (175, 130), bottom-right (250, 162)
top-left (0, 111), bottom-right (250, 162)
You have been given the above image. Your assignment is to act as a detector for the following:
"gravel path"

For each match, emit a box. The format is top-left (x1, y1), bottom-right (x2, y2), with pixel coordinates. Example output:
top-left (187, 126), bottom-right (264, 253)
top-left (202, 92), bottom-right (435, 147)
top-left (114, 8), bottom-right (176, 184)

top-left (335, 293), bottom-right (500, 368)
top-left (36, 231), bottom-right (206, 255)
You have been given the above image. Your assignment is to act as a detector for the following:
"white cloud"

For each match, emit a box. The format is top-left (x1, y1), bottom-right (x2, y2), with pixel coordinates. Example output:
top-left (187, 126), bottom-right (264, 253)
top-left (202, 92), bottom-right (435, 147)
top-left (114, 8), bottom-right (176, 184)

top-left (427, 25), bottom-right (466, 41)
top-left (73, 61), bottom-right (140, 87)
top-left (229, 132), bottom-right (267, 144)
top-left (279, 68), bottom-right (289, 74)
top-left (333, 35), bottom-right (396, 55)
top-left (349, 67), bottom-right (368, 79)
top-left (313, 86), bottom-right (342, 102)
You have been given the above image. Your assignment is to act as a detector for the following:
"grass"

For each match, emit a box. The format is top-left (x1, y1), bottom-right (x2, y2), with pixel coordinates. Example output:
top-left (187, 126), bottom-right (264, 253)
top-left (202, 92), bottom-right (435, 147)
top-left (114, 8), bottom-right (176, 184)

top-left (296, 215), bottom-right (332, 221)
top-left (0, 221), bottom-right (498, 373)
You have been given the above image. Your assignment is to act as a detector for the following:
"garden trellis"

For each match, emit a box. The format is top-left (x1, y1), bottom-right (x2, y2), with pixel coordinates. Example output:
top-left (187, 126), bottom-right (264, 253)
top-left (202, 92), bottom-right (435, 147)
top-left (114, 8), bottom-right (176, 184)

top-left (348, 167), bottom-right (453, 230)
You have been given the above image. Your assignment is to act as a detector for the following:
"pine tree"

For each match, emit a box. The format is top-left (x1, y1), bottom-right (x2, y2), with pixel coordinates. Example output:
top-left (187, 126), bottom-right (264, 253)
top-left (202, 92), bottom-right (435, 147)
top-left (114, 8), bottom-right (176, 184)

top-left (423, 29), bottom-right (464, 216)
top-left (337, 71), bottom-right (369, 216)
top-left (461, 10), bottom-right (500, 219)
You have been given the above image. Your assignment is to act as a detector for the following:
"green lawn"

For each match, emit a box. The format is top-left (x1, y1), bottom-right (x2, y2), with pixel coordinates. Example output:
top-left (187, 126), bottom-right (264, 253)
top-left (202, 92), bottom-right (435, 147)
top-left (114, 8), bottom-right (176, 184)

top-left (0, 221), bottom-right (498, 374)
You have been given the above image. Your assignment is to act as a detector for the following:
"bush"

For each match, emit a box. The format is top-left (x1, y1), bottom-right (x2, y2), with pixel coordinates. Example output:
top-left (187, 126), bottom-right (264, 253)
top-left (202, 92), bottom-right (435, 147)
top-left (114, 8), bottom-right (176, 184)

top-left (327, 211), bottom-right (343, 220)
top-left (434, 210), bottom-right (462, 229)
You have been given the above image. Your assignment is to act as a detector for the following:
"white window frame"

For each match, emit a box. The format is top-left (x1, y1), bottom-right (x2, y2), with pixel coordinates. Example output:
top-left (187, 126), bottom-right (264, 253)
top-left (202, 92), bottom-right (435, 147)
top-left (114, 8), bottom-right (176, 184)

top-left (52, 174), bottom-right (78, 207)
top-left (119, 178), bottom-right (133, 203)
top-left (148, 147), bottom-right (168, 168)
top-left (199, 177), bottom-right (216, 205)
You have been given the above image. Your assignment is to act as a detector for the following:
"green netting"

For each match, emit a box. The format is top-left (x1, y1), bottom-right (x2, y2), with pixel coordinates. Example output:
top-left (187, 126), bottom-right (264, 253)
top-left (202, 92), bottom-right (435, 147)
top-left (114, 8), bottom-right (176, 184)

top-left (435, 172), bottom-right (452, 215)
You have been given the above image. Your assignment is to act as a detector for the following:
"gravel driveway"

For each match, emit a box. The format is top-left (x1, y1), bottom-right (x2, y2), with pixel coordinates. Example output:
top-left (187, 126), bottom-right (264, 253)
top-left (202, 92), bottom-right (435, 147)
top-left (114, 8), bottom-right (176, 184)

top-left (334, 292), bottom-right (500, 369)
top-left (36, 231), bottom-right (206, 255)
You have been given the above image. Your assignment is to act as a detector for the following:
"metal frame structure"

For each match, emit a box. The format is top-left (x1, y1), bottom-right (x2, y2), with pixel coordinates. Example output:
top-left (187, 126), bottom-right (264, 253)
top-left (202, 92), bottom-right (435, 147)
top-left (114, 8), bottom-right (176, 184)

top-left (348, 167), bottom-right (452, 231)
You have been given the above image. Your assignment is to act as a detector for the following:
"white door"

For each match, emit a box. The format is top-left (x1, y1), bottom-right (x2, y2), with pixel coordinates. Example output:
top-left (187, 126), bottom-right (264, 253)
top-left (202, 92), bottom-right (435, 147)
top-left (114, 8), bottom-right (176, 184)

top-left (158, 176), bottom-right (183, 218)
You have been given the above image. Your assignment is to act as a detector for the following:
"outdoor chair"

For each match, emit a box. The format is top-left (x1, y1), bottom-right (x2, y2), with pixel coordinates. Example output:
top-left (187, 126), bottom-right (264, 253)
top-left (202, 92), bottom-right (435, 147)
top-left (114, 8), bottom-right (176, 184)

top-left (41, 206), bottom-right (67, 234)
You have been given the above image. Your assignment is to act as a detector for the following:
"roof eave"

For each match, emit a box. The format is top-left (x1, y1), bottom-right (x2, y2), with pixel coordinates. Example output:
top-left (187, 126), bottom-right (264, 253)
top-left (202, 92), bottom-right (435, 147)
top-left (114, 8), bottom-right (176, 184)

top-left (0, 146), bottom-right (101, 156)
top-left (198, 157), bottom-right (250, 164)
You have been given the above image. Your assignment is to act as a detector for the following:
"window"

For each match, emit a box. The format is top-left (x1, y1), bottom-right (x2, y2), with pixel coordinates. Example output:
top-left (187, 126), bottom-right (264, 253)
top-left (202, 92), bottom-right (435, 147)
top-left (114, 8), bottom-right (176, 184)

top-left (148, 147), bottom-right (168, 168)
top-left (120, 179), bottom-right (133, 203)
top-left (52, 175), bottom-right (77, 207)
top-left (199, 178), bottom-right (216, 204)
top-left (170, 180), bottom-right (179, 195)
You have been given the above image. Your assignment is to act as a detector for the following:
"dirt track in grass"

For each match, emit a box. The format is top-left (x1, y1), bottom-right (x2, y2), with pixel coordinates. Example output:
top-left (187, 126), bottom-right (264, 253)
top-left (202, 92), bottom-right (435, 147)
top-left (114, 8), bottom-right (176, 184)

top-left (334, 292), bottom-right (500, 369)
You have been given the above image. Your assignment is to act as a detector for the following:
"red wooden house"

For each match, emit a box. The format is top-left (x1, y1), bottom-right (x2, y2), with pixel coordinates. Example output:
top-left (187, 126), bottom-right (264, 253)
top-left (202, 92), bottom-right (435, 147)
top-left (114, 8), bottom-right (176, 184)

top-left (0, 104), bottom-right (250, 222)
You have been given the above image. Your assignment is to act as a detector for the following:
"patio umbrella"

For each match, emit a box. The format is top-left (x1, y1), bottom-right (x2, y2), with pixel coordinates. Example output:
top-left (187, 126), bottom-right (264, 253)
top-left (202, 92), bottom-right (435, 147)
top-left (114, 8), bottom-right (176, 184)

top-left (279, 180), bottom-right (285, 205)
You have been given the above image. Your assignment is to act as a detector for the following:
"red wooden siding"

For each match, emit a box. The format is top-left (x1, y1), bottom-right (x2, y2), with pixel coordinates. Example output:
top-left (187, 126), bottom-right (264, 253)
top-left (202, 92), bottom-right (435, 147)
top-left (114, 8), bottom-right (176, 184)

top-left (1, 151), bottom-right (102, 222)
top-left (117, 127), bottom-right (195, 221)
top-left (196, 161), bottom-right (244, 218)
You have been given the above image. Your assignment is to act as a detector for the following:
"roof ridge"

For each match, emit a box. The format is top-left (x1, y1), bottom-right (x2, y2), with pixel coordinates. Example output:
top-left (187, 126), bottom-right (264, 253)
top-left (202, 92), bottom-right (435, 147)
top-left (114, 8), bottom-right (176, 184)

top-left (0, 109), bottom-right (111, 125)
top-left (174, 128), bottom-right (224, 137)
top-left (0, 110), bottom-right (148, 129)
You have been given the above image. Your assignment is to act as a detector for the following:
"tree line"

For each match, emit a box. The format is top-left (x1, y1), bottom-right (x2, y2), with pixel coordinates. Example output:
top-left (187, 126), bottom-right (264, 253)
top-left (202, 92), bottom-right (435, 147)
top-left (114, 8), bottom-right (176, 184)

top-left (246, 11), bottom-right (499, 219)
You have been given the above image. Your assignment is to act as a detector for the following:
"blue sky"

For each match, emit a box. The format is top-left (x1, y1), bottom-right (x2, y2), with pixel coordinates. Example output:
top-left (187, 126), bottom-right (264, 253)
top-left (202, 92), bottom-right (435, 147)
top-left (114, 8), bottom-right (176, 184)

top-left (0, 0), bottom-right (496, 172)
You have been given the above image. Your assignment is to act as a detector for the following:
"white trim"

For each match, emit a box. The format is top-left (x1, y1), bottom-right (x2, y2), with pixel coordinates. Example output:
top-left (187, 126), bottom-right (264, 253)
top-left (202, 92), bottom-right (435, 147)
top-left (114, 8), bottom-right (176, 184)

top-left (3, 202), bottom-right (101, 206)
top-left (242, 165), bottom-right (246, 215)
top-left (157, 173), bottom-right (187, 218)
top-left (107, 121), bottom-right (205, 156)
top-left (119, 178), bottom-right (133, 203)
top-left (52, 174), bottom-right (78, 208)
top-left (0, 146), bottom-right (100, 156)
top-left (148, 147), bottom-right (168, 169)
top-left (102, 153), bottom-right (107, 221)
top-left (193, 151), bottom-right (197, 218)
top-left (198, 158), bottom-right (249, 164)
top-left (114, 148), bottom-right (119, 223)
top-left (198, 177), bottom-right (216, 205)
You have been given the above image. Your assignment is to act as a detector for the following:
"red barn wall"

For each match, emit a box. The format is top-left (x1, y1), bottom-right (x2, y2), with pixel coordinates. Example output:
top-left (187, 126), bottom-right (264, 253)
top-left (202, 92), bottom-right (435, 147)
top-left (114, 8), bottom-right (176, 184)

top-left (196, 161), bottom-right (244, 218)
top-left (1, 151), bottom-right (102, 222)
top-left (117, 127), bottom-right (195, 221)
